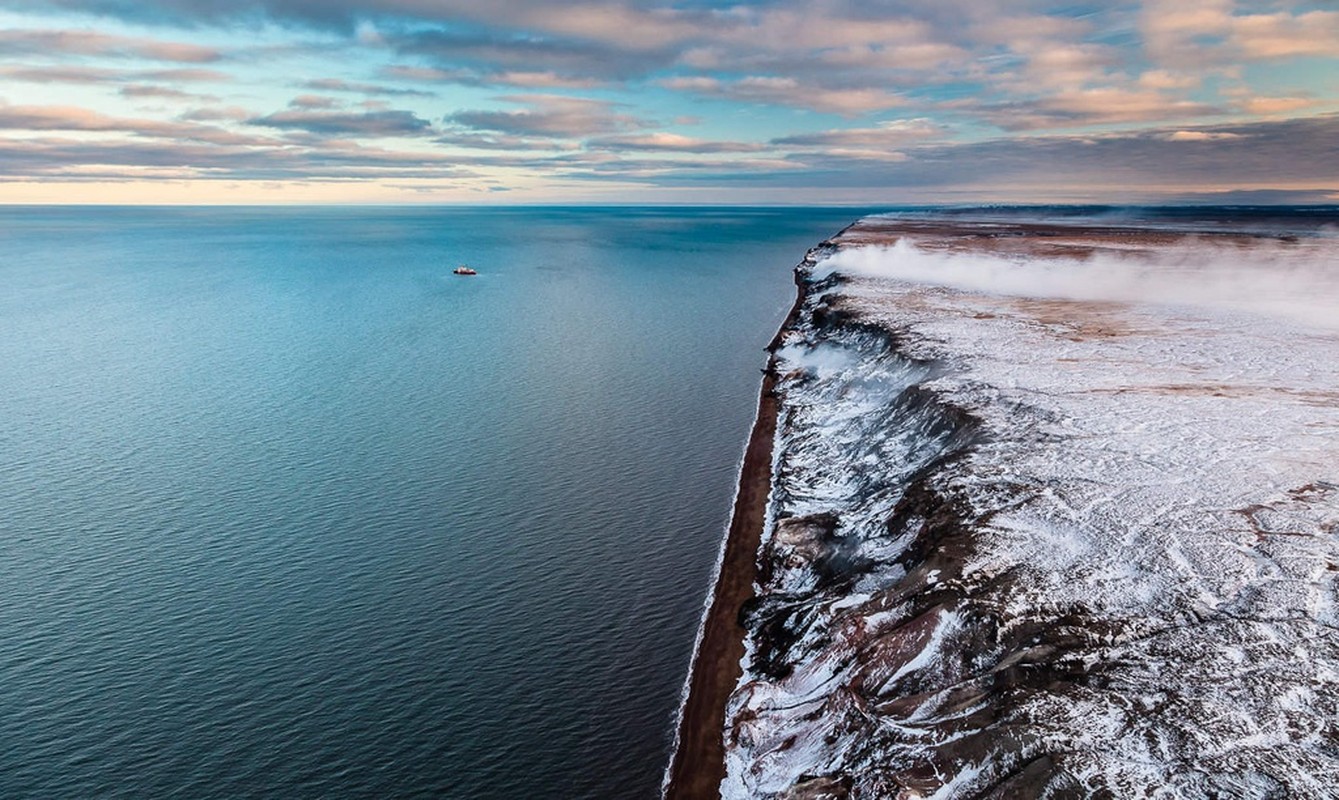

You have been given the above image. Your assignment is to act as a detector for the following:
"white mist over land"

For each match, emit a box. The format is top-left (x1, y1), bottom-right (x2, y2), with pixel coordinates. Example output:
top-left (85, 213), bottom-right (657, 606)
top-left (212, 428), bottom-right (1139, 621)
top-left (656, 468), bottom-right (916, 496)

top-left (819, 237), bottom-right (1339, 332)
top-left (726, 219), bottom-right (1339, 797)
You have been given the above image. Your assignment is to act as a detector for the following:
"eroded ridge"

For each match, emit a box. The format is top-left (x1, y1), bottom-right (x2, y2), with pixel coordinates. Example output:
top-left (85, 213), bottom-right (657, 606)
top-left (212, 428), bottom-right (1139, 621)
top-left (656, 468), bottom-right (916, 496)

top-left (723, 217), bottom-right (1339, 799)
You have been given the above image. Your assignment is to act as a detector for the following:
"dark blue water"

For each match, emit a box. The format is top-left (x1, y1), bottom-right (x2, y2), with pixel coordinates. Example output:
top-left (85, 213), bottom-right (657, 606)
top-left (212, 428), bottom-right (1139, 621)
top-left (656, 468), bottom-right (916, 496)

top-left (0, 206), bottom-right (865, 799)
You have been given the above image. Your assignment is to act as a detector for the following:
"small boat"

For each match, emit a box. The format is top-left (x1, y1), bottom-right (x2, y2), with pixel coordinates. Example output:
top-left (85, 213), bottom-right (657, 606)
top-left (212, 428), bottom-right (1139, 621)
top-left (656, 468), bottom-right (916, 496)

top-left (453, 265), bottom-right (477, 276)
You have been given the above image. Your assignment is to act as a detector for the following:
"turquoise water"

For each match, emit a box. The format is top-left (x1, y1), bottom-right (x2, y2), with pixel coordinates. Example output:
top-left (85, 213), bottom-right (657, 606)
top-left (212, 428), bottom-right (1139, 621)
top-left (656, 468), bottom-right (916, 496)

top-left (0, 207), bottom-right (865, 798)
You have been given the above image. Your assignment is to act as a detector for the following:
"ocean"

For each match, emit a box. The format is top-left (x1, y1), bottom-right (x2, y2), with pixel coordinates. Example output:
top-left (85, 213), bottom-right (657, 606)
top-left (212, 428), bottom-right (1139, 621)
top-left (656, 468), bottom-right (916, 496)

top-left (0, 206), bottom-right (870, 799)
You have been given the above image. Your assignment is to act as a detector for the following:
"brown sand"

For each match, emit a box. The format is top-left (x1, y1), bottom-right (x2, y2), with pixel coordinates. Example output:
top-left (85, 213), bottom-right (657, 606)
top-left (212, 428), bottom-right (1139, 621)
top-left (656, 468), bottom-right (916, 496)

top-left (663, 369), bottom-right (777, 800)
top-left (664, 268), bottom-right (810, 799)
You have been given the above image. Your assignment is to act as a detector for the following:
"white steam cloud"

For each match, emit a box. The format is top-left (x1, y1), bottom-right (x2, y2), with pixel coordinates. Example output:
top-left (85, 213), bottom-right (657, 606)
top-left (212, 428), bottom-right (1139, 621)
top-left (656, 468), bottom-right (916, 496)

top-left (818, 238), bottom-right (1339, 332)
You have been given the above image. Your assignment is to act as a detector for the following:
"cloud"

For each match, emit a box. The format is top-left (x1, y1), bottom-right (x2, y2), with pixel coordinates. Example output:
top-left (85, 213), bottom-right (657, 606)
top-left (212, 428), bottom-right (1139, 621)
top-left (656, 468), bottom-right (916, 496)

top-left (434, 131), bottom-right (565, 150)
top-left (535, 150), bottom-right (804, 181)
top-left (251, 107), bottom-right (433, 137)
top-left (771, 118), bottom-right (946, 147)
top-left (1006, 40), bottom-right (1119, 92)
top-left (562, 113), bottom-right (1339, 196)
top-left (1137, 70), bottom-right (1201, 91)
top-left (1164, 188), bottom-right (1339, 205)
top-left (1140, 0), bottom-right (1234, 68)
top-left (0, 103), bottom-right (135, 131)
top-left (369, 2), bottom-right (966, 90)
top-left (586, 132), bottom-right (764, 153)
top-left (288, 94), bottom-right (340, 109)
top-left (671, 7), bottom-right (966, 75)
top-left (934, 114), bottom-right (1339, 188)
top-left (1164, 130), bottom-right (1243, 141)
top-left (0, 65), bottom-right (232, 90)
top-left (481, 70), bottom-right (604, 88)
top-left (0, 101), bottom-right (272, 145)
top-left (0, 134), bottom-right (477, 182)
top-left (300, 78), bottom-right (433, 97)
top-left (389, 26), bottom-right (671, 83)
top-left (179, 105), bottom-right (253, 122)
top-left (118, 84), bottom-right (217, 102)
top-left (661, 76), bottom-right (905, 115)
top-left (0, 65), bottom-right (125, 84)
top-left (381, 64), bottom-right (604, 89)
top-left (1229, 11), bottom-right (1339, 60)
top-left (140, 68), bottom-right (231, 82)
top-left (15, 0), bottom-right (720, 52)
top-left (1, 0), bottom-right (1338, 198)
top-left (446, 94), bottom-right (647, 137)
top-left (483, 2), bottom-right (712, 51)
top-left (1238, 96), bottom-right (1318, 116)
top-left (949, 87), bottom-right (1222, 131)
top-left (1141, 1), bottom-right (1339, 68)
top-left (0, 28), bottom-right (220, 62)
top-left (799, 147), bottom-right (911, 163)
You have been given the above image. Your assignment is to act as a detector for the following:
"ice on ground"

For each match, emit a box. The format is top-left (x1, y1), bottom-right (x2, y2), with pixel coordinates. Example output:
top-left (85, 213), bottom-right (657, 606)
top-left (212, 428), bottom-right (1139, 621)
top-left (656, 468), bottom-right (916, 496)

top-left (723, 221), bottom-right (1339, 799)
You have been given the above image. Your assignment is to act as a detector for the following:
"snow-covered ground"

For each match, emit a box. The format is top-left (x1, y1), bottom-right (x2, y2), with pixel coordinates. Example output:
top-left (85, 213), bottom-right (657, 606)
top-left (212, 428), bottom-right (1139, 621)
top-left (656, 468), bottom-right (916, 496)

top-left (724, 221), bottom-right (1339, 799)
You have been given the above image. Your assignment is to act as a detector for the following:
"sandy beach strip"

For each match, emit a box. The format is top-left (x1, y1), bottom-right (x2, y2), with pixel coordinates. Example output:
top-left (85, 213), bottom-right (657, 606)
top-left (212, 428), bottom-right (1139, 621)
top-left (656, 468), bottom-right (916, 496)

top-left (664, 268), bottom-right (813, 800)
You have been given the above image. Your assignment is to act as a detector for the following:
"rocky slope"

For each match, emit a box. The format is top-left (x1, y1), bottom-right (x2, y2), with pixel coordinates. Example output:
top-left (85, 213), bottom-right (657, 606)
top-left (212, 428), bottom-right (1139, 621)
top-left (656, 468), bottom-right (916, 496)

top-left (723, 216), bottom-right (1339, 799)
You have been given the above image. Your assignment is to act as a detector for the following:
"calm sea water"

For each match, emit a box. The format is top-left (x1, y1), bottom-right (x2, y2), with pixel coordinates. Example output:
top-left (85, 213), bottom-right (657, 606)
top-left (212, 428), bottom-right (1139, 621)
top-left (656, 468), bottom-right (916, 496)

top-left (0, 206), bottom-right (867, 799)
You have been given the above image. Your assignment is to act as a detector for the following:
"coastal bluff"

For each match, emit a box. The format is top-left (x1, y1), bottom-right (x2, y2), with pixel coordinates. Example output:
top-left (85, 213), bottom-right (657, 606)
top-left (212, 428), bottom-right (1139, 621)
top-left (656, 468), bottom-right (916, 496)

top-left (671, 213), bottom-right (1339, 799)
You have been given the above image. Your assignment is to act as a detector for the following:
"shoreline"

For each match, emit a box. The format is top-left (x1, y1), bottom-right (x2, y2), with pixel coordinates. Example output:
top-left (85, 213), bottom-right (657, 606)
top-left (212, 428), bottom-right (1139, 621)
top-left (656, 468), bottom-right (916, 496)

top-left (708, 215), bottom-right (1339, 796)
top-left (662, 218), bottom-right (1215, 797)
top-left (664, 259), bottom-right (814, 799)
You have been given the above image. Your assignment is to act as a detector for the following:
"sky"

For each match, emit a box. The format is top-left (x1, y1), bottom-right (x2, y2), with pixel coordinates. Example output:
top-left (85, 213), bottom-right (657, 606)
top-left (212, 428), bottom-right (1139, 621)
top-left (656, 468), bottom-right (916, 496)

top-left (0, 0), bottom-right (1337, 204)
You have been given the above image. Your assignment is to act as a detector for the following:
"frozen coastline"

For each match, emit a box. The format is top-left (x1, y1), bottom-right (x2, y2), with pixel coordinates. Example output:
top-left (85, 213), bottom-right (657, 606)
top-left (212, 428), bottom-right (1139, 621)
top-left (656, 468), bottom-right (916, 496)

top-left (715, 214), bottom-right (1339, 798)
top-left (666, 233), bottom-right (824, 800)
